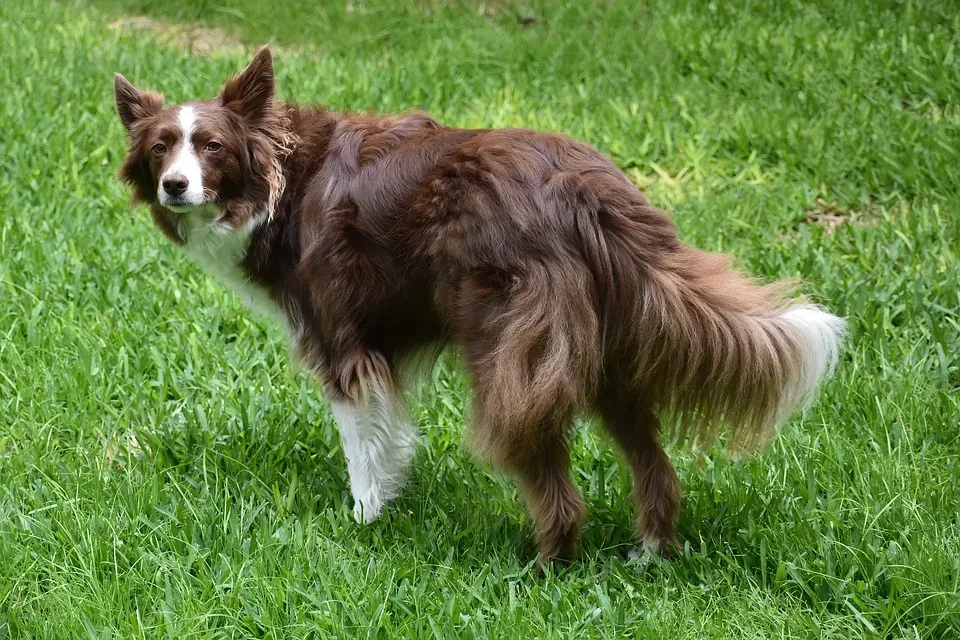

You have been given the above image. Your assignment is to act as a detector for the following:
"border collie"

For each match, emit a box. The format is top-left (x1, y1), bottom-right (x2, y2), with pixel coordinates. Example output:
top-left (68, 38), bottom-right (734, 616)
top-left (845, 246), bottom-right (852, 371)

top-left (114, 47), bottom-right (845, 564)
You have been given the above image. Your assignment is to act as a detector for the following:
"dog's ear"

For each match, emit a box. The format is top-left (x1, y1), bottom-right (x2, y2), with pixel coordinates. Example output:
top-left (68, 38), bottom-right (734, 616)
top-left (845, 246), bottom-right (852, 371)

top-left (114, 73), bottom-right (164, 131)
top-left (221, 46), bottom-right (274, 121)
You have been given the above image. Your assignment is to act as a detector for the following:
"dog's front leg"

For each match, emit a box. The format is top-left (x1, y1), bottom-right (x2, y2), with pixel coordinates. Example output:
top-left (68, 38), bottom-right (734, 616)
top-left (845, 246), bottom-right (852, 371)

top-left (327, 350), bottom-right (417, 524)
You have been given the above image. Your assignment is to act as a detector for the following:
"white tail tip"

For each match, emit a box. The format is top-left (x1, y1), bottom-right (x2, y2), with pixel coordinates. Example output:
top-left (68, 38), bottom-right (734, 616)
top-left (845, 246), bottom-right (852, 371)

top-left (777, 304), bottom-right (847, 419)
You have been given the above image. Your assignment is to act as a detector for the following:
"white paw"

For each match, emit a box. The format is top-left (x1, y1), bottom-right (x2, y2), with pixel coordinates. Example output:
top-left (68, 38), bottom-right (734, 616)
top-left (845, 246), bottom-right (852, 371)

top-left (352, 493), bottom-right (384, 524)
top-left (627, 545), bottom-right (660, 567)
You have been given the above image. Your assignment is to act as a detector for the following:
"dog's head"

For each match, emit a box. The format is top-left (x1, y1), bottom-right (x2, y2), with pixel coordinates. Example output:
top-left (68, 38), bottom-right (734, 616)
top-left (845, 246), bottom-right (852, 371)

top-left (114, 46), bottom-right (289, 236)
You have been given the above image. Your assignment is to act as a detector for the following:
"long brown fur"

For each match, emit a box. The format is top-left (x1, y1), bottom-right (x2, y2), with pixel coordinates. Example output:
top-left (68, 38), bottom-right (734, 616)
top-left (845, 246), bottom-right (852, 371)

top-left (115, 48), bottom-right (845, 563)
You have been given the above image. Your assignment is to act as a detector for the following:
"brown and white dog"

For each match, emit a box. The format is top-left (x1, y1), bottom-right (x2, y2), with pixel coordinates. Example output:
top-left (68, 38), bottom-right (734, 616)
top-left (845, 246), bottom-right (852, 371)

top-left (114, 47), bottom-right (845, 563)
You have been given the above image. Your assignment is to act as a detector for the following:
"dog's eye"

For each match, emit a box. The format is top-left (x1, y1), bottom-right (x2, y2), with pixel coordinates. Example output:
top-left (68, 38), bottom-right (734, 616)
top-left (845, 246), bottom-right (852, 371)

top-left (151, 143), bottom-right (166, 155)
top-left (205, 141), bottom-right (223, 152)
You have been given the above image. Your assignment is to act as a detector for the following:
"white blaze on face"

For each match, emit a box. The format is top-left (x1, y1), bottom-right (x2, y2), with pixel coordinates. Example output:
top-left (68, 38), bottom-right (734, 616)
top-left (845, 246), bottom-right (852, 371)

top-left (158, 105), bottom-right (205, 208)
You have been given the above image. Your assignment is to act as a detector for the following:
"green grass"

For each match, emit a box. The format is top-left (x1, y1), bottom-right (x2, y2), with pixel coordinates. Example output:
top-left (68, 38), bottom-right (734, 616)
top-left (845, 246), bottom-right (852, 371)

top-left (1, 0), bottom-right (959, 636)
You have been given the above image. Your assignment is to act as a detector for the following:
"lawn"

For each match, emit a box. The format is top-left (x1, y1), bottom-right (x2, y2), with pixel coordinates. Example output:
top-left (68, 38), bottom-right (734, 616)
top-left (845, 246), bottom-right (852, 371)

top-left (1, 0), bottom-right (959, 637)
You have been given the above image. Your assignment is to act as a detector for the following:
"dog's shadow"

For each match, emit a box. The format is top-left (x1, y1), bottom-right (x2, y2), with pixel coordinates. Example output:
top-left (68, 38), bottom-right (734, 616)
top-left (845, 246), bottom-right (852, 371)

top-left (138, 413), bottom-right (785, 586)
top-left (378, 448), bottom-right (787, 583)
top-left (357, 444), bottom-right (676, 574)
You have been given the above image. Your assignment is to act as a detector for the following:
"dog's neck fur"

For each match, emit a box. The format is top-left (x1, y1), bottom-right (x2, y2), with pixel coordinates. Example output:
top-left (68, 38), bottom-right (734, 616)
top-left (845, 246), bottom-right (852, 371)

top-left (177, 204), bottom-right (280, 318)
top-left (171, 105), bottom-right (335, 327)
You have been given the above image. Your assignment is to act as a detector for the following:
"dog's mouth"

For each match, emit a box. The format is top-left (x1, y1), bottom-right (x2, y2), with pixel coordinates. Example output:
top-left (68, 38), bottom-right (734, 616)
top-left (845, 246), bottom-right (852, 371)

top-left (160, 197), bottom-right (209, 214)
top-left (163, 202), bottom-right (227, 233)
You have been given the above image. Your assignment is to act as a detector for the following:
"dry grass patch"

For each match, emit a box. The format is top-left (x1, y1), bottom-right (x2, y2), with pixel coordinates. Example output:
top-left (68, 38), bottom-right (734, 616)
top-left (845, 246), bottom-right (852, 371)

top-left (804, 197), bottom-right (880, 234)
top-left (108, 15), bottom-right (246, 56)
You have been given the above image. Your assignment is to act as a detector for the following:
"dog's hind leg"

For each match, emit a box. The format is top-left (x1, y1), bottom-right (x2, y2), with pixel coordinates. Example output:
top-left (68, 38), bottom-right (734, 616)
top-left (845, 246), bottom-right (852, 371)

top-left (597, 392), bottom-right (681, 554)
top-left (469, 383), bottom-right (585, 563)
top-left (326, 350), bottom-right (418, 523)
top-left (500, 430), bottom-right (586, 564)
top-left (453, 267), bottom-right (598, 564)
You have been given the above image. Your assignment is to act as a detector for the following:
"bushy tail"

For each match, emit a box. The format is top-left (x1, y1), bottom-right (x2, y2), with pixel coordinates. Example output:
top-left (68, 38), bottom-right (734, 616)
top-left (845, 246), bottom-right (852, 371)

top-left (608, 234), bottom-right (846, 450)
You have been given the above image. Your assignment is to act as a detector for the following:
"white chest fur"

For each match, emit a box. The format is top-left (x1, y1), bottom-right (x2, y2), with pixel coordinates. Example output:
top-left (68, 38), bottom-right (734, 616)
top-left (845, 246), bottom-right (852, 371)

top-left (179, 209), bottom-right (281, 320)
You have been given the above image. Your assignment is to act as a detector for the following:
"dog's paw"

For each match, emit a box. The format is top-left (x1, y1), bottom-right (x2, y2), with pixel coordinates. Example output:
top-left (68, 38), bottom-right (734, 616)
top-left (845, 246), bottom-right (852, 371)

top-left (626, 537), bottom-right (676, 568)
top-left (352, 495), bottom-right (384, 524)
top-left (626, 546), bottom-right (654, 564)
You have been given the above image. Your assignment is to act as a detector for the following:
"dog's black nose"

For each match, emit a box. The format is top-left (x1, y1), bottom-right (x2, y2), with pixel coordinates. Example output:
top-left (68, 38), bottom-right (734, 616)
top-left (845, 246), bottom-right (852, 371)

top-left (162, 174), bottom-right (189, 196)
